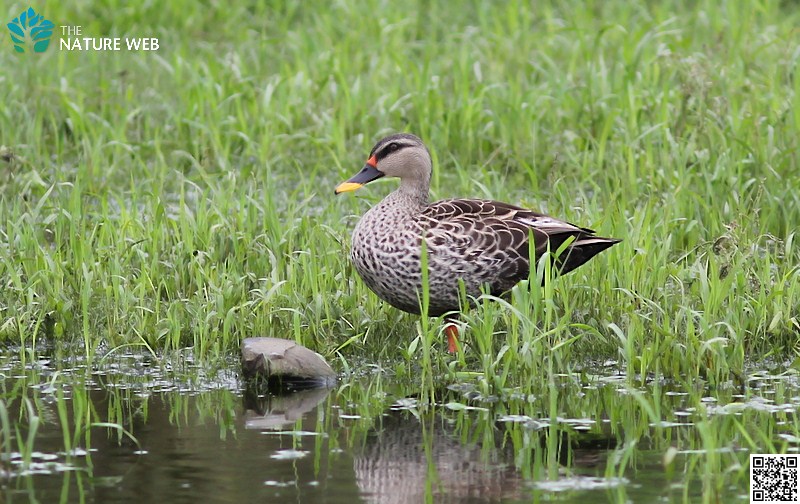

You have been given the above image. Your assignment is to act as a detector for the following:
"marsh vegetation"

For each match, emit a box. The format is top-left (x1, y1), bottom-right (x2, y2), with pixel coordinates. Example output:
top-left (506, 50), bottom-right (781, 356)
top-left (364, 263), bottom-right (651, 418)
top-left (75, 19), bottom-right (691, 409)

top-left (1, 0), bottom-right (799, 502)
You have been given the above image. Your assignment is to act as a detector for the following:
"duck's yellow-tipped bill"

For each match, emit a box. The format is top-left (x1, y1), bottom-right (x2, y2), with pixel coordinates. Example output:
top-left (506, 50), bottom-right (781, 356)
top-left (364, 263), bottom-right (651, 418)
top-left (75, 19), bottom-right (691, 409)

top-left (334, 163), bottom-right (385, 195)
top-left (334, 182), bottom-right (363, 194)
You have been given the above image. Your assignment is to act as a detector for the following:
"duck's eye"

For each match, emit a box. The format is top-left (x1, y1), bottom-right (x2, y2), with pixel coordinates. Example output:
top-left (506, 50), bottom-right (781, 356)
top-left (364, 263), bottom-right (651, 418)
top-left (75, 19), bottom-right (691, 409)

top-left (387, 142), bottom-right (399, 152)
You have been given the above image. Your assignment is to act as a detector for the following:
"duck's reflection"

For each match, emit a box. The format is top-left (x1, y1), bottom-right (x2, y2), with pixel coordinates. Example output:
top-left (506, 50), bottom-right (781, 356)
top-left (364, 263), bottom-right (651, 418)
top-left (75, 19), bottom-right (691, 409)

top-left (241, 384), bottom-right (616, 503)
top-left (352, 407), bottom-right (616, 503)
top-left (353, 409), bottom-right (524, 503)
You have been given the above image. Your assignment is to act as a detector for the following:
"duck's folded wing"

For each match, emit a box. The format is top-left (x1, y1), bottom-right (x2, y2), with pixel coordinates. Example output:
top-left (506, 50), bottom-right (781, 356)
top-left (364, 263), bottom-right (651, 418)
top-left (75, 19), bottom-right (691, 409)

top-left (419, 199), bottom-right (607, 290)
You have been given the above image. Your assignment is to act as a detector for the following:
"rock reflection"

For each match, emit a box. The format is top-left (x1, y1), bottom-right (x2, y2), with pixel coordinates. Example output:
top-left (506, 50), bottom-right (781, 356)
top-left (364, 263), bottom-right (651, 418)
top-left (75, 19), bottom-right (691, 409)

top-left (242, 386), bottom-right (332, 430)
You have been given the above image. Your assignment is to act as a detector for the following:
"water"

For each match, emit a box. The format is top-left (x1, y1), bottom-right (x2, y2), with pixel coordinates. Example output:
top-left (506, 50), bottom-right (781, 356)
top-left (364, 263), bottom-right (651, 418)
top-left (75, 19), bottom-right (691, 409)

top-left (2, 351), bottom-right (796, 503)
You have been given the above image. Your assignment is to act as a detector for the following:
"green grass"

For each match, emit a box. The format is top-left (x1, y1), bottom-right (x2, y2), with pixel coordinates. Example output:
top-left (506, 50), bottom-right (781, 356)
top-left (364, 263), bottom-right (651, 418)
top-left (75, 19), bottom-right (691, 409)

top-left (1, 0), bottom-right (800, 500)
top-left (2, 0), bottom-right (797, 369)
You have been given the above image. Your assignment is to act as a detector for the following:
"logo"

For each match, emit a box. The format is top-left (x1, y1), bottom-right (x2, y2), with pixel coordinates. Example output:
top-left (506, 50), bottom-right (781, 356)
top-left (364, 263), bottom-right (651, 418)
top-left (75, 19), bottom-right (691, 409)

top-left (7, 7), bottom-right (54, 53)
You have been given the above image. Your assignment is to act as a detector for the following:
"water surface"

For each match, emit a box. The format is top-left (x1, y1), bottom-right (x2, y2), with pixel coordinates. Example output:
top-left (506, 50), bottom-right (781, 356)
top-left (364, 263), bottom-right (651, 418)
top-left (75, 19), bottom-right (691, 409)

top-left (2, 352), bottom-right (795, 503)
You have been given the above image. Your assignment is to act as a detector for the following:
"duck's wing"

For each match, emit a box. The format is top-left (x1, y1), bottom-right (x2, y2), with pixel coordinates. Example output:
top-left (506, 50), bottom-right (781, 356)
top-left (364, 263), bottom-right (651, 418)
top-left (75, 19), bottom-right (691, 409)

top-left (419, 199), bottom-right (619, 292)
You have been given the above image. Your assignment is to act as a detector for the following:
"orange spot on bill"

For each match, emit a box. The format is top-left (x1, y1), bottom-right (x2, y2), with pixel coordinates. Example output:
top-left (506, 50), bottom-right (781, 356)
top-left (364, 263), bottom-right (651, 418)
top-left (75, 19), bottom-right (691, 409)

top-left (366, 155), bottom-right (377, 167)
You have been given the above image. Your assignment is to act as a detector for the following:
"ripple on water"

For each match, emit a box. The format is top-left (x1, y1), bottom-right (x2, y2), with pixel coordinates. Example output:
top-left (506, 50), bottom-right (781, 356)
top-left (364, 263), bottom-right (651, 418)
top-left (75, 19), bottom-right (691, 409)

top-left (270, 449), bottom-right (309, 460)
top-left (532, 476), bottom-right (629, 492)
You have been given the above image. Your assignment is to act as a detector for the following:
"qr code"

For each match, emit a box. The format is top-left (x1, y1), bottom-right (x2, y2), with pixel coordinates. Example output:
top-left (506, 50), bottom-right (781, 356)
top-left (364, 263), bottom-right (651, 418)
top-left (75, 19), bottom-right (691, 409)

top-left (751, 454), bottom-right (799, 503)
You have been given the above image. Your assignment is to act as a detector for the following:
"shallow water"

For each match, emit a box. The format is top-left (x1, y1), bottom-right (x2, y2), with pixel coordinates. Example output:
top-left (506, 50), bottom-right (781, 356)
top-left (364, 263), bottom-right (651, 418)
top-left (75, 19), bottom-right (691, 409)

top-left (1, 352), bottom-right (796, 503)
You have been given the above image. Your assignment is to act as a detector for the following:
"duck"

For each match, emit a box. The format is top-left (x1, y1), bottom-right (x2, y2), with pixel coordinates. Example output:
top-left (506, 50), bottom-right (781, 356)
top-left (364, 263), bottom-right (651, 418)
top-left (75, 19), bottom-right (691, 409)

top-left (335, 133), bottom-right (620, 352)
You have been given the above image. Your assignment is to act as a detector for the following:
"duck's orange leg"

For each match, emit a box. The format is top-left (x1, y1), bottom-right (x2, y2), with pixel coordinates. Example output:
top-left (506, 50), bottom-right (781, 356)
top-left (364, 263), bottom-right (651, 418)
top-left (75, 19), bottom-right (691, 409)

top-left (444, 321), bottom-right (460, 353)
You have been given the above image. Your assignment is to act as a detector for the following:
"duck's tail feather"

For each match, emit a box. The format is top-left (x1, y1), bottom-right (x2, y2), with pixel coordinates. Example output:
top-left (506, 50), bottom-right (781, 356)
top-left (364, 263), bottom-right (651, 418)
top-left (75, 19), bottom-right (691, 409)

top-left (553, 236), bottom-right (621, 276)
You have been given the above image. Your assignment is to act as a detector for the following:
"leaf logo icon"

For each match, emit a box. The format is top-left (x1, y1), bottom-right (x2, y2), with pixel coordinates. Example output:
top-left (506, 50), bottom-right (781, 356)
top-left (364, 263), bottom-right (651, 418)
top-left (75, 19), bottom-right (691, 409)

top-left (8, 7), bottom-right (54, 53)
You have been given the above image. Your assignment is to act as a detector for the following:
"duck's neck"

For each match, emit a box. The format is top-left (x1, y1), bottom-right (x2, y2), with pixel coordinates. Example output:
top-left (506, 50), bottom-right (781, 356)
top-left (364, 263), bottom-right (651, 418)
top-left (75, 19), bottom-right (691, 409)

top-left (394, 177), bottom-right (430, 209)
top-left (356, 182), bottom-right (429, 240)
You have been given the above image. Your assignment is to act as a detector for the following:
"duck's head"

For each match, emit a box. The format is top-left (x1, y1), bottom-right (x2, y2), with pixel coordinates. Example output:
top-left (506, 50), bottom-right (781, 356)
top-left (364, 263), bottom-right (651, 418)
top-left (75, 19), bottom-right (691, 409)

top-left (335, 133), bottom-right (432, 194)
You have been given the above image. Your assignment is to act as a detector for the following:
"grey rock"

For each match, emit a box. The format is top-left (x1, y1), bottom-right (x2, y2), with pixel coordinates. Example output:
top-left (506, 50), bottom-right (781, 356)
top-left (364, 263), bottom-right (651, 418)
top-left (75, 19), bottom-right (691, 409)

top-left (241, 337), bottom-right (336, 387)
